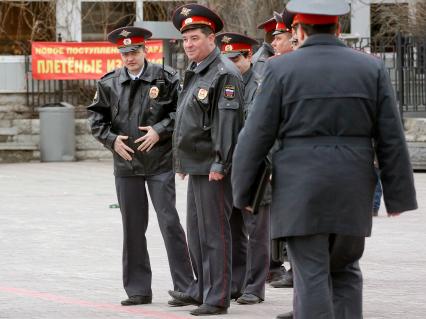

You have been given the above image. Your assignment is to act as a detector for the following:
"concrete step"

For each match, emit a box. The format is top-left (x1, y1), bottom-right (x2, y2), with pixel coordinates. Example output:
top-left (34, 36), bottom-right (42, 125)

top-left (0, 142), bottom-right (37, 150)
top-left (0, 143), bottom-right (38, 163)
top-left (0, 127), bottom-right (18, 142)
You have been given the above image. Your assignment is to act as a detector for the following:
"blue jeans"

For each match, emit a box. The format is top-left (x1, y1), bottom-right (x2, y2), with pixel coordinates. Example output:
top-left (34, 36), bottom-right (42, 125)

top-left (373, 169), bottom-right (382, 212)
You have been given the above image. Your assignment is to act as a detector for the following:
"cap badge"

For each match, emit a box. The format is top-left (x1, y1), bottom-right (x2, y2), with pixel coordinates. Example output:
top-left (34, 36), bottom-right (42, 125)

top-left (149, 86), bottom-right (159, 99)
top-left (222, 36), bottom-right (232, 44)
top-left (225, 44), bottom-right (233, 52)
top-left (197, 88), bottom-right (208, 100)
top-left (185, 18), bottom-right (193, 25)
top-left (181, 7), bottom-right (192, 16)
top-left (123, 38), bottom-right (132, 45)
top-left (119, 30), bottom-right (131, 37)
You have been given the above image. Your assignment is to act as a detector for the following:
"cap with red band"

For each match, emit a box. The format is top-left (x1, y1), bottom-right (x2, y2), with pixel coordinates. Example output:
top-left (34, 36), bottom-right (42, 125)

top-left (221, 43), bottom-right (252, 53)
top-left (292, 13), bottom-right (339, 25)
top-left (286, 0), bottom-right (350, 26)
top-left (116, 36), bottom-right (145, 48)
top-left (181, 16), bottom-right (217, 32)
top-left (216, 32), bottom-right (259, 59)
top-left (172, 4), bottom-right (224, 34)
top-left (272, 10), bottom-right (294, 35)
top-left (257, 17), bottom-right (277, 33)
top-left (107, 26), bottom-right (152, 53)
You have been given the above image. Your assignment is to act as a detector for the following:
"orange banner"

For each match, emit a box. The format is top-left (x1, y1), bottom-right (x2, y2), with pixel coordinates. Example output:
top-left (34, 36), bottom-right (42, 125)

top-left (31, 41), bottom-right (163, 80)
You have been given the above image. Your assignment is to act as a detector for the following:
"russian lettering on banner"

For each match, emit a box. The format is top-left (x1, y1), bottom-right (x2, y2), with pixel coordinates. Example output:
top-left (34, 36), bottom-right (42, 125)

top-left (31, 40), bottom-right (163, 80)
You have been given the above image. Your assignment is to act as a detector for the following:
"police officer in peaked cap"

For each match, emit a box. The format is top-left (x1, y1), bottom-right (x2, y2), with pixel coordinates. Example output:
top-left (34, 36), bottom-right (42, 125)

top-left (267, 8), bottom-right (297, 295)
top-left (217, 32), bottom-right (271, 305)
top-left (271, 9), bottom-right (295, 55)
top-left (88, 26), bottom-right (193, 306)
top-left (251, 15), bottom-right (276, 76)
top-left (168, 4), bottom-right (245, 316)
top-left (231, 0), bottom-right (417, 318)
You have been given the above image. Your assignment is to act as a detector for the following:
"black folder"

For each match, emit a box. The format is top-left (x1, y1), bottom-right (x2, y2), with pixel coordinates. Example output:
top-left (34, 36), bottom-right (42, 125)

top-left (250, 157), bottom-right (272, 214)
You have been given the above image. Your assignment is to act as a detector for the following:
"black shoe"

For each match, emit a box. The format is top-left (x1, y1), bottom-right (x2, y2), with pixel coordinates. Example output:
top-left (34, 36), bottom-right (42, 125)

top-left (266, 266), bottom-right (286, 283)
top-left (121, 295), bottom-right (152, 306)
top-left (276, 311), bottom-right (293, 319)
top-left (236, 293), bottom-right (263, 305)
top-left (270, 272), bottom-right (293, 288)
top-left (168, 290), bottom-right (201, 306)
top-left (373, 209), bottom-right (379, 217)
top-left (231, 292), bottom-right (242, 300)
top-left (190, 304), bottom-right (228, 316)
top-left (168, 298), bottom-right (192, 307)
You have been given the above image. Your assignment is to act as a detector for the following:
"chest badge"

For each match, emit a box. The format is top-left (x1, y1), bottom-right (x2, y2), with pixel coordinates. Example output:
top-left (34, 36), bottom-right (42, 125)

top-left (224, 85), bottom-right (235, 99)
top-left (149, 86), bottom-right (159, 99)
top-left (198, 88), bottom-right (208, 100)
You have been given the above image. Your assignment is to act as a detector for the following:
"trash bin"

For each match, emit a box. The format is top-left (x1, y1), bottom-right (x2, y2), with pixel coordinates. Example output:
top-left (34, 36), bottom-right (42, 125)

top-left (38, 102), bottom-right (75, 162)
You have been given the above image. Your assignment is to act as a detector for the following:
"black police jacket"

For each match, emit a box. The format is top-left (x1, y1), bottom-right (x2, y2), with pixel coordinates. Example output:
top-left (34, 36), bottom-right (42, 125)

top-left (251, 42), bottom-right (274, 76)
top-left (173, 47), bottom-right (244, 175)
top-left (242, 67), bottom-right (271, 207)
top-left (87, 61), bottom-right (179, 176)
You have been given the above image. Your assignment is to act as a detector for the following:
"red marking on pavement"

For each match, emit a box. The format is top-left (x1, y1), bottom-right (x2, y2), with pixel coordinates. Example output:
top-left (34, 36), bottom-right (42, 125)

top-left (0, 286), bottom-right (191, 319)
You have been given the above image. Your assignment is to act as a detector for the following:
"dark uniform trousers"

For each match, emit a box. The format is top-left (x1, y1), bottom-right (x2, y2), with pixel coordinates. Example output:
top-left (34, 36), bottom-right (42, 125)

top-left (185, 174), bottom-right (233, 308)
top-left (287, 234), bottom-right (365, 319)
top-left (230, 205), bottom-right (270, 299)
top-left (115, 170), bottom-right (193, 297)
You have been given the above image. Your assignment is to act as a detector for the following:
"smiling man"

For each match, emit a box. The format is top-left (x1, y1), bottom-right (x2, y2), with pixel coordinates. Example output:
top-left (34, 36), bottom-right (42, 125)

top-left (87, 26), bottom-right (193, 307)
top-left (168, 4), bottom-right (244, 316)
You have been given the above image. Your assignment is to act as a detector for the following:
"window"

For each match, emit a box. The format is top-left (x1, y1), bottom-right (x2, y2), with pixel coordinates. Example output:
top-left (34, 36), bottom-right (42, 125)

top-left (81, 2), bottom-right (136, 41)
top-left (0, 1), bottom-right (55, 55)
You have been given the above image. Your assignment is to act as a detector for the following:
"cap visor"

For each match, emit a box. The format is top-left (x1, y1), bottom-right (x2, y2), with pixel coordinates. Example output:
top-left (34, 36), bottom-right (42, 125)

top-left (223, 52), bottom-right (242, 59)
top-left (118, 45), bottom-right (142, 53)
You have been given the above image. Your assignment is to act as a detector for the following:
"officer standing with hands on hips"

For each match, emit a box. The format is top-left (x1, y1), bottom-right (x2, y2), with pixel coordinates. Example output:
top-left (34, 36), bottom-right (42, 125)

top-left (88, 26), bottom-right (193, 306)
top-left (168, 3), bottom-right (244, 316)
top-left (216, 32), bottom-right (270, 305)
top-left (231, 0), bottom-right (417, 318)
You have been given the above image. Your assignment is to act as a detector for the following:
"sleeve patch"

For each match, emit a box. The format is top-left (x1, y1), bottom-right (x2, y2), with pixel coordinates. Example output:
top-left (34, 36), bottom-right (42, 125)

top-left (224, 85), bottom-right (235, 99)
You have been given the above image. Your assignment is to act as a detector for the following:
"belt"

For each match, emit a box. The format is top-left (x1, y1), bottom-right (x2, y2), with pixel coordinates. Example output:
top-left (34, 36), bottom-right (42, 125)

top-left (282, 136), bottom-right (372, 147)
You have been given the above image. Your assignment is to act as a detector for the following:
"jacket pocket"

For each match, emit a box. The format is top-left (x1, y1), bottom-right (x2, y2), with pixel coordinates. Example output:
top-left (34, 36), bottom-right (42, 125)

top-left (193, 87), bottom-right (211, 130)
top-left (219, 100), bottom-right (239, 110)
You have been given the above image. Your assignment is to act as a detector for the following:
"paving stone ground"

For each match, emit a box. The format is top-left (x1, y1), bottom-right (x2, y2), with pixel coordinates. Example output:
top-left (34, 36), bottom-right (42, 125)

top-left (0, 161), bottom-right (425, 319)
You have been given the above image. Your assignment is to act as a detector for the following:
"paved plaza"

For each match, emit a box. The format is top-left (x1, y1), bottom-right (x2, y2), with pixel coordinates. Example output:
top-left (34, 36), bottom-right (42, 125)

top-left (0, 161), bottom-right (425, 319)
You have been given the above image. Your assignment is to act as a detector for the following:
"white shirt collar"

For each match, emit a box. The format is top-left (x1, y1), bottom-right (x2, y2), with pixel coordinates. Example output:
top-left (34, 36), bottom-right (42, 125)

top-left (127, 67), bottom-right (144, 80)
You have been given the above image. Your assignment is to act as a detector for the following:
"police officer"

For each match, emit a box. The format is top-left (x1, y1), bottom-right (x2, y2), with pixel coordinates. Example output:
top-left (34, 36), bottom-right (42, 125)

top-left (268, 9), bottom-right (296, 293)
top-left (251, 15), bottom-right (276, 76)
top-left (216, 32), bottom-right (270, 305)
top-left (231, 0), bottom-right (417, 318)
top-left (271, 9), bottom-right (295, 56)
top-left (87, 26), bottom-right (193, 306)
top-left (168, 4), bottom-right (244, 316)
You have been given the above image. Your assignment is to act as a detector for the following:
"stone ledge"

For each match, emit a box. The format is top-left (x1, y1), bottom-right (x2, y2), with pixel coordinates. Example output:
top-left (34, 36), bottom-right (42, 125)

top-left (0, 149), bottom-right (36, 163)
top-left (0, 142), bottom-right (37, 150)
top-left (0, 127), bottom-right (17, 135)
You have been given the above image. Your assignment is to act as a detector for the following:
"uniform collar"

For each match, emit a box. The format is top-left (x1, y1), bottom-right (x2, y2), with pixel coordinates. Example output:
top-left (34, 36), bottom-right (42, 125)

top-left (262, 42), bottom-right (275, 56)
top-left (299, 34), bottom-right (346, 49)
top-left (188, 47), bottom-right (221, 74)
top-left (119, 60), bottom-right (156, 84)
top-left (242, 66), bottom-right (254, 85)
top-left (127, 67), bottom-right (144, 80)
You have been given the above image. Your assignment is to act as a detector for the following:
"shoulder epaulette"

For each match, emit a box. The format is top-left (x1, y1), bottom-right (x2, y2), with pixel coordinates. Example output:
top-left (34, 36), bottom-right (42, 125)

top-left (100, 69), bottom-right (119, 80)
top-left (163, 64), bottom-right (177, 76)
